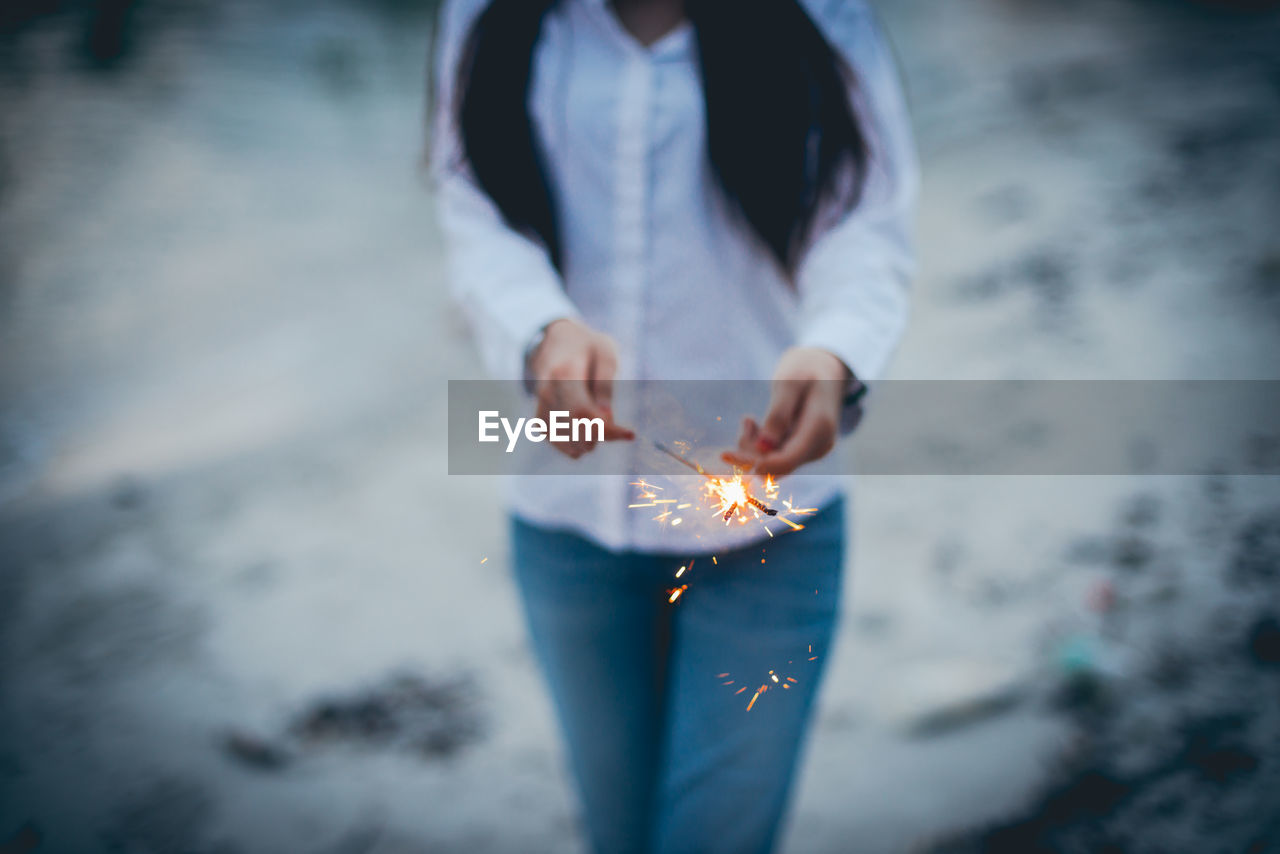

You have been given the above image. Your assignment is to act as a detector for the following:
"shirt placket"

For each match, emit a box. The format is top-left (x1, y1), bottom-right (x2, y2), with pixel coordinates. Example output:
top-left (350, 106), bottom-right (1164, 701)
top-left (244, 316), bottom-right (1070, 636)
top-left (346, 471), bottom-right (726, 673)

top-left (607, 51), bottom-right (652, 549)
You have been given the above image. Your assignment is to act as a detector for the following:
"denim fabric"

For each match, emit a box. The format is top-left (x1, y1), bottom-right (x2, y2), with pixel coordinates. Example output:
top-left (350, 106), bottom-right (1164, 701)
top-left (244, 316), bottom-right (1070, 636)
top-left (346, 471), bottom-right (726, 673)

top-left (511, 498), bottom-right (845, 854)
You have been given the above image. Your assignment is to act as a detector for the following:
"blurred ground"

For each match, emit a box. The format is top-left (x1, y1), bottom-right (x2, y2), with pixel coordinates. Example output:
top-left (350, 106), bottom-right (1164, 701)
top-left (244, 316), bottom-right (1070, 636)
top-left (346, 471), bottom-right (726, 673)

top-left (2, 0), bottom-right (1279, 852)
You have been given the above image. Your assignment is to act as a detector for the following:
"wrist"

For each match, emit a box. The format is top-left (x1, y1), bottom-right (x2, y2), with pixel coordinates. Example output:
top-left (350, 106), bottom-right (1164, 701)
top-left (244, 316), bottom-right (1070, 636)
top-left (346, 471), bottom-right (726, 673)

top-left (523, 317), bottom-right (581, 392)
top-left (523, 322), bottom-right (553, 393)
top-left (799, 346), bottom-right (853, 383)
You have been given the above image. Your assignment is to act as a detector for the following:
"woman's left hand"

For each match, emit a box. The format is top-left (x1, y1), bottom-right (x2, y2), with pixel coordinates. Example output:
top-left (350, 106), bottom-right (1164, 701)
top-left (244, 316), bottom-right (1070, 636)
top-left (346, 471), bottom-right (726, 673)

top-left (722, 347), bottom-right (852, 477)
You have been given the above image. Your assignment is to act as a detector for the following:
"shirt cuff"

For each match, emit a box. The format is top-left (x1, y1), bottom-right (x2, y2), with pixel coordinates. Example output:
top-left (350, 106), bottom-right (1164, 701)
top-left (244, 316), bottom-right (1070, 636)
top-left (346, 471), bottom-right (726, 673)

top-left (798, 312), bottom-right (899, 437)
top-left (491, 287), bottom-right (581, 383)
top-left (797, 310), bottom-right (899, 386)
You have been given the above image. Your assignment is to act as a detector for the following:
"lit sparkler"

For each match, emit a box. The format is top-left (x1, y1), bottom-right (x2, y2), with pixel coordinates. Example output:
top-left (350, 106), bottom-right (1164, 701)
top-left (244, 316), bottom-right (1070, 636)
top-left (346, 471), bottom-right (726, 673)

top-left (651, 440), bottom-right (777, 520)
top-left (629, 436), bottom-right (824, 712)
top-left (634, 437), bottom-right (820, 535)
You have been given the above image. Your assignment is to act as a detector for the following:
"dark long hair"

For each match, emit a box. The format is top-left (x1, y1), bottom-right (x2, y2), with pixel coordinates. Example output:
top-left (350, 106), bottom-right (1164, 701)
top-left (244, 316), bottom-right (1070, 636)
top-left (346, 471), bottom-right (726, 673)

top-left (453, 0), bottom-right (868, 277)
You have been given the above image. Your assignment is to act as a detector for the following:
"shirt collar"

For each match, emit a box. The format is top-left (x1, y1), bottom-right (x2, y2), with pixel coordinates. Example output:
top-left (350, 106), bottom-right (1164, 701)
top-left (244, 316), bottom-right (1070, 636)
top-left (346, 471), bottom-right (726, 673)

top-left (575, 0), bottom-right (694, 59)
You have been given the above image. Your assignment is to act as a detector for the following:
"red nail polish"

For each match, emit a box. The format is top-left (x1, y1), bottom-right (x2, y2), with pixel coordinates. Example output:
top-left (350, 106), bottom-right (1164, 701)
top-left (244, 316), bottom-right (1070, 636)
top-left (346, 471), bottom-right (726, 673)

top-left (757, 438), bottom-right (776, 452)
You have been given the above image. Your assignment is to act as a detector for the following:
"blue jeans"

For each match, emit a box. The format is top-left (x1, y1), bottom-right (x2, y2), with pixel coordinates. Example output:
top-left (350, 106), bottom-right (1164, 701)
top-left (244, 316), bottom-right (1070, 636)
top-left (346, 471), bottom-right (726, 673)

top-left (511, 498), bottom-right (845, 854)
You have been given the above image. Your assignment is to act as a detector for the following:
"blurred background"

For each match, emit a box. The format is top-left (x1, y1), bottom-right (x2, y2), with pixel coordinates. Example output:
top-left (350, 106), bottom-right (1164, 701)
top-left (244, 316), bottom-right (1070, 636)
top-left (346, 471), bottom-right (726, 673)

top-left (2, 0), bottom-right (1279, 851)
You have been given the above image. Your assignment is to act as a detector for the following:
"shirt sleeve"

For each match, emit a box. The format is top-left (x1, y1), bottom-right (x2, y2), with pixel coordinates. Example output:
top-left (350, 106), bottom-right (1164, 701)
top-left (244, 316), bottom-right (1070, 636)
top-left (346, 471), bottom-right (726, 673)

top-left (794, 1), bottom-right (919, 385)
top-left (429, 0), bottom-right (581, 380)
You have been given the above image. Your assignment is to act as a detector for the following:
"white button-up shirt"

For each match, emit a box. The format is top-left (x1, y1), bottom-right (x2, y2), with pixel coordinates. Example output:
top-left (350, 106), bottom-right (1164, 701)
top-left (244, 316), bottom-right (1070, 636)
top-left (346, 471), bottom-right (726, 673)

top-left (433, 0), bottom-right (918, 554)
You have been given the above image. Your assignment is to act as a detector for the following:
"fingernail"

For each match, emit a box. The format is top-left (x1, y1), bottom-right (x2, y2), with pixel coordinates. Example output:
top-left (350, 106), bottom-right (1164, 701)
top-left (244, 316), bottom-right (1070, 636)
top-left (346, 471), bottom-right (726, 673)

top-left (757, 438), bottom-right (777, 452)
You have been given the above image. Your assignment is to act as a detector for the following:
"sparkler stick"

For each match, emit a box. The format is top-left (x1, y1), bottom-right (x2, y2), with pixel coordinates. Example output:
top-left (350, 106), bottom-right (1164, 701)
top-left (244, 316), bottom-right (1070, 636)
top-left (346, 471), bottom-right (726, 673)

top-left (650, 439), bottom-right (711, 476)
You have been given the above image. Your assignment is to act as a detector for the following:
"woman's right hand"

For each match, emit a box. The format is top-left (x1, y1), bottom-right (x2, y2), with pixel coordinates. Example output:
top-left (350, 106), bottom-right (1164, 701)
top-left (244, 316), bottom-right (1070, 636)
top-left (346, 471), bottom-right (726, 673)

top-left (528, 318), bottom-right (635, 458)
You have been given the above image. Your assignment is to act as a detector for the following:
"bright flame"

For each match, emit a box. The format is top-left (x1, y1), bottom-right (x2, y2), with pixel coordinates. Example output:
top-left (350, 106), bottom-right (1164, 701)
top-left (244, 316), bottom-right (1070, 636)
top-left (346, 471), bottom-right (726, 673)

top-left (703, 471), bottom-right (756, 524)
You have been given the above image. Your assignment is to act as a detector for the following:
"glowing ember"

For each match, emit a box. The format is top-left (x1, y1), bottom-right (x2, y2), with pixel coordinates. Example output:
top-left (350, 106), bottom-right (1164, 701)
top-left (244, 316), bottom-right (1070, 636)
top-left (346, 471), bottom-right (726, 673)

top-left (716, 649), bottom-right (819, 711)
top-left (702, 471), bottom-right (782, 524)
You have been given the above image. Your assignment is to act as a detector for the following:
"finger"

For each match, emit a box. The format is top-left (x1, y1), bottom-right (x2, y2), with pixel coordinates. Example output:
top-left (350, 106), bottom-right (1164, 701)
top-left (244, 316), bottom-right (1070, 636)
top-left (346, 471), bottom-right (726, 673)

top-left (538, 371), bottom-right (595, 457)
top-left (559, 383), bottom-right (637, 448)
top-left (753, 400), bottom-right (837, 477)
top-left (722, 417), bottom-right (762, 468)
top-left (588, 338), bottom-right (617, 414)
top-left (602, 420), bottom-right (634, 442)
top-left (536, 381), bottom-right (557, 444)
top-left (558, 378), bottom-right (602, 455)
top-left (759, 380), bottom-right (808, 451)
top-left (536, 357), bottom-right (589, 412)
top-left (736, 415), bottom-right (760, 454)
top-left (587, 342), bottom-right (632, 441)
top-left (538, 372), bottom-right (632, 453)
top-left (720, 449), bottom-right (757, 469)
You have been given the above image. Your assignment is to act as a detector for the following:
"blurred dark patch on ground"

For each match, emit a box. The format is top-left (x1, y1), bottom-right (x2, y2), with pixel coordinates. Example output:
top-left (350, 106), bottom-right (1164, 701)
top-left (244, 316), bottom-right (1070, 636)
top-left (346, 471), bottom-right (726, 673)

top-left (2, 0), bottom-right (172, 70)
top-left (927, 495), bottom-right (1280, 854)
top-left (221, 672), bottom-right (485, 773)
top-left (1, 0), bottom-right (438, 74)
top-left (290, 671), bottom-right (483, 756)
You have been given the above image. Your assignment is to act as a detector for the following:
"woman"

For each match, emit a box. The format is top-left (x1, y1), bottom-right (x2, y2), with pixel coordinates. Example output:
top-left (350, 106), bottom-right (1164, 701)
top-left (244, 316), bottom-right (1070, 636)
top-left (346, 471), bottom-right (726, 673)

top-left (431, 0), bottom-right (916, 851)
